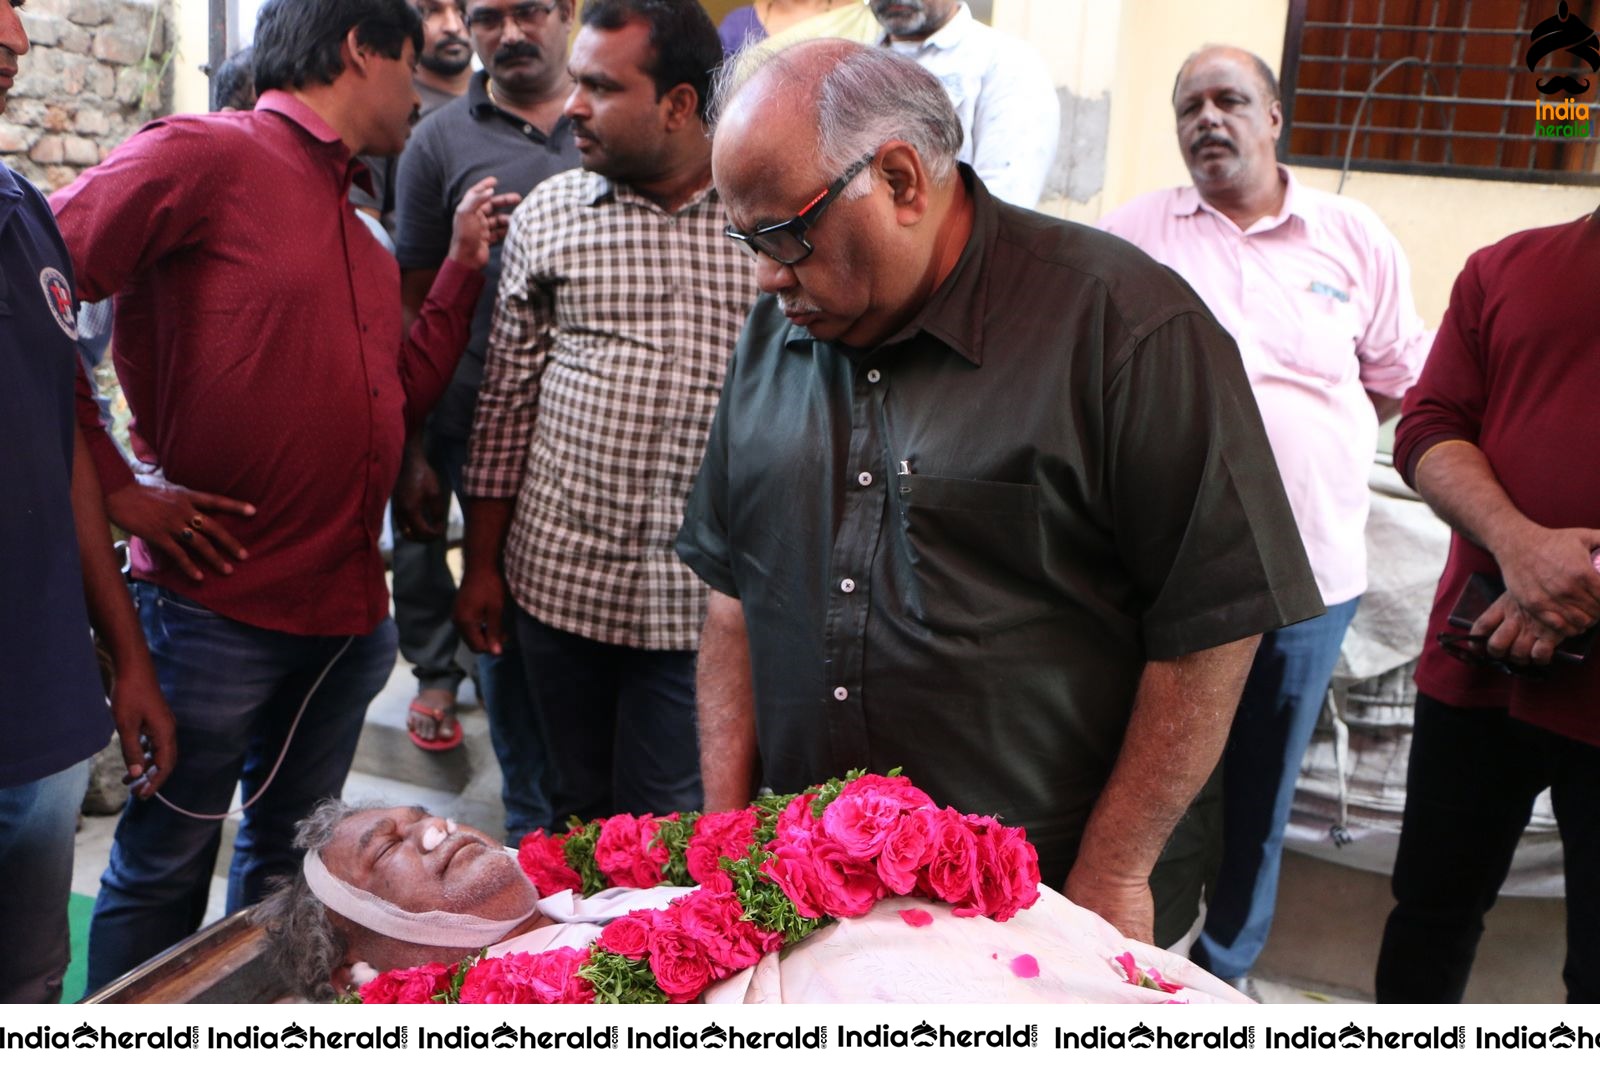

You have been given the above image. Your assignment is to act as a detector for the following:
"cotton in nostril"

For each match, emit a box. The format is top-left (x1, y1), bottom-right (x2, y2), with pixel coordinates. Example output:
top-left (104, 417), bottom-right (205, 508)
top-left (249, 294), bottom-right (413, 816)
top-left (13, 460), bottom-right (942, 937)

top-left (446, 819), bottom-right (458, 833)
top-left (421, 824), bottom-right (448, 852)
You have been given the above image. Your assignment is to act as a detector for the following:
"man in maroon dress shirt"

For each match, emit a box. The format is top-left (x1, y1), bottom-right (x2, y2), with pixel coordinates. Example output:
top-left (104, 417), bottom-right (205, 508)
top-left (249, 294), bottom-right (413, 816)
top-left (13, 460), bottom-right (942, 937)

top-left (50, 0), bottom-right (512, 990)
top-left (1377, 215), bottom-right (1600, 1003)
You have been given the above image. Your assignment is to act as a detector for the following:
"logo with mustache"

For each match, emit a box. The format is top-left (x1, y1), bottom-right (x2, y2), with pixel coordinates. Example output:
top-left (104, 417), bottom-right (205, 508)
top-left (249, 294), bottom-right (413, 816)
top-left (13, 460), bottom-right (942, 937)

top-left (1527, 1), bottom-right (1600, 96)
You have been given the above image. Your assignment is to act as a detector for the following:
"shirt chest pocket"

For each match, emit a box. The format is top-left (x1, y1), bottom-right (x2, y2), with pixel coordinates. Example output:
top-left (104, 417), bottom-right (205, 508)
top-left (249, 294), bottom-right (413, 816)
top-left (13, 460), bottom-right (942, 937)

top-left (895, 474), bottom-right (1049, 636)
top-left (1260, 282), bottom-right (1363, 384)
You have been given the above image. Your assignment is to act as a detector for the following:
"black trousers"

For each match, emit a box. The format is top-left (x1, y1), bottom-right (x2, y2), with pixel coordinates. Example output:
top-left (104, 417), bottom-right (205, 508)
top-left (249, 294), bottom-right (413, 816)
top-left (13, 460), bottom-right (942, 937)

top-left (513, 610), bottom-right (702, 826)
top-left (1376, 692), bottom-right (1600, 1002)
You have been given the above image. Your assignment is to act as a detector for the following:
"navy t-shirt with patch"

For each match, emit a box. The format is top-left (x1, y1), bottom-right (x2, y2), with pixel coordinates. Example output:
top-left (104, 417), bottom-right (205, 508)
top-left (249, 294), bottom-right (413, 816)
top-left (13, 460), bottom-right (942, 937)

top-left (0, 163), bottom-right (111, 788)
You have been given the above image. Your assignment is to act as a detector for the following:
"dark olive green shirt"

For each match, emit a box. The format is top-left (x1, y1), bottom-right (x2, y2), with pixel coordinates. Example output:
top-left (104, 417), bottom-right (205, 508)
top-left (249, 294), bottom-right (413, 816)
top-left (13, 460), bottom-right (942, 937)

top-left (677, 169), bottom-right (1322, 890)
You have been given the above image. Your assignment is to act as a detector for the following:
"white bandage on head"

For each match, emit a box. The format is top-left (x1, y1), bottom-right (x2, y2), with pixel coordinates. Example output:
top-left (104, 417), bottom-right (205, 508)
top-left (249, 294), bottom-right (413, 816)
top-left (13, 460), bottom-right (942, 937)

top-left (303, 847), bottom-right (537, 948)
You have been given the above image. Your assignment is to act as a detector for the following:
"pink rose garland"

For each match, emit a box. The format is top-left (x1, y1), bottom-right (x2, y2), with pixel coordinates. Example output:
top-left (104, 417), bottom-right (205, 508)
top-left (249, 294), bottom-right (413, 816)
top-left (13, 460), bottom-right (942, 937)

top-left (358, 962), bottom-right (454, 1004)
top-left (458, 948), bottom-right (595, 1004)
top-left (365, 771), bottom-right (1044, 1005)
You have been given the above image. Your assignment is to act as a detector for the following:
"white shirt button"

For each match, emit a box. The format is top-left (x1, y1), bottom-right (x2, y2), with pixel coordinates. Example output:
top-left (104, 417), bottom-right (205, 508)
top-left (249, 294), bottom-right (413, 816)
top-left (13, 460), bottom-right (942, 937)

top-left (857, 471), bottom-right (873, 487)
top-left (866, 368), bottom-right (881, 383)
top-left (833, 686), bottom-right (849, 701)
top-left (839, 578), bottom-right (856, 593)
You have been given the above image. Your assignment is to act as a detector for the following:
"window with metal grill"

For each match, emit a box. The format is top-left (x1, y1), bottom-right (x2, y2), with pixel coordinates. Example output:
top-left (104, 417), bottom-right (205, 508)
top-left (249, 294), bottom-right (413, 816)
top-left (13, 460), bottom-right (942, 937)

top-left (1280, 0), bottom-right (1600, 184)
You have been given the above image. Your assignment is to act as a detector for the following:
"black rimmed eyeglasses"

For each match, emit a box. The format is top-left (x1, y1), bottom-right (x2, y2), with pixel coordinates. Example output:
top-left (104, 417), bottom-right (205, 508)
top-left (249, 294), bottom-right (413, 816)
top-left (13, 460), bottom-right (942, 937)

top-left (466, 0), bottom-right (557, 34)
top-left (724, 151), bottom-right (877, 266)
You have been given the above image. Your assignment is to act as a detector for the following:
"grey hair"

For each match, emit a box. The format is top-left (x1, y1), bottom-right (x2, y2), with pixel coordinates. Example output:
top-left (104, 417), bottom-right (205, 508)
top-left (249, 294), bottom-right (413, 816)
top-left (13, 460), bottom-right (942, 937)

top-left (252, 798), bottom-right (379, 1002)
top-left (712, 40), bottom-right (963, 200)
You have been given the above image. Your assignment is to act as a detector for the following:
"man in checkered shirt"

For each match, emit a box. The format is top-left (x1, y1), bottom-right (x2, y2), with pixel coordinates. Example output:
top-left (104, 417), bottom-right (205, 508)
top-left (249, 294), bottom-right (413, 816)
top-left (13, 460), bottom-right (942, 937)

top-left (457, 0), bottom-right (752, 826)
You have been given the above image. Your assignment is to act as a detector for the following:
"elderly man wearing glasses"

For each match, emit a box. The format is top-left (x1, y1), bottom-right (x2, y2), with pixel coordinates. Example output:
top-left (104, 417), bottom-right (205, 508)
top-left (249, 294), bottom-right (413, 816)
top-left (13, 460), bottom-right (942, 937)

top-left (457, 0), bottom-right (752, 829)
top-left (677, 40), bottom-right (1325, 950)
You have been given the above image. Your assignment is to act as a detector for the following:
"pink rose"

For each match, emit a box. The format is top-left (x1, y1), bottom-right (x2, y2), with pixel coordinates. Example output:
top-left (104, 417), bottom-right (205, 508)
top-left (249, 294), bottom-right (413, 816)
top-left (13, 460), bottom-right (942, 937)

top-left (962, 816), bottom-right (1009, 917)
top-left (628, 815), bottom-right (671, 887)
top-left (646, 914), bottom-right (716, 1003)
top-left (992, 825), bottom-right (1041, 922)
top-left (594, 814), bottom-right (669, 888)
top-left (954, 817), bottom-right (1040, 921)
top-left (821, 790), bottom-right (904, 860)
top-left (597, 912), bottom-right (654, 959)
top-left (836, 773), bottom-right (934, 812)
top-left (593, 815), bottom-right (637, 884)
top-left (358, 962), bottom-right (453, 1004)
top-left (458, 948), bottom-right (594, 1004)
top-left (809, 837), bottom-right (887, 917)
top-left (699, 868), bottom-right (734, 894)
top-left (516, 830), bottom-right (582, 896)
top-left (674, 890), bottom-right (774, 972)
top-left (921, 808), bottom-right (979, 907)
top-left (686, 808), bottom-right (760, 885)
top-left (875, 808), bottom-right (938, 895)
top-left (531, 947), bottom-right (597, 1003)
top-left (457, 956), bottom-right (528, 1004)
top-left (774, 792), bottom-right (820, 840)
top-left (759, 840), bottom-right (828, 919)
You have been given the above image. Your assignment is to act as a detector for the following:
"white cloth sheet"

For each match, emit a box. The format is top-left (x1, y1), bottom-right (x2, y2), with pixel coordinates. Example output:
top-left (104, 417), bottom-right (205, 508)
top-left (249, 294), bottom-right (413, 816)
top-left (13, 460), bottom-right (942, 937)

top-left (490, 881), bottom-right (1248, 1004)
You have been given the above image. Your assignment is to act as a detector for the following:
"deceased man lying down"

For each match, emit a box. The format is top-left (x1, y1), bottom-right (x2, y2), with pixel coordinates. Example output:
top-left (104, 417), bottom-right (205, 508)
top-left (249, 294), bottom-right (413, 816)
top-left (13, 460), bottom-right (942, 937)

top-left (256, 801), bottom-right (1245, 1005)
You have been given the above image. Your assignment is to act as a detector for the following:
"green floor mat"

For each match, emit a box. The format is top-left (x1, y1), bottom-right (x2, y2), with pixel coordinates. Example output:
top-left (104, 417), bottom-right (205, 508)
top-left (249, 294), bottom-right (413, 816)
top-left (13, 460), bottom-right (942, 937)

top-left (63, 892), bottom-right (92, 1004)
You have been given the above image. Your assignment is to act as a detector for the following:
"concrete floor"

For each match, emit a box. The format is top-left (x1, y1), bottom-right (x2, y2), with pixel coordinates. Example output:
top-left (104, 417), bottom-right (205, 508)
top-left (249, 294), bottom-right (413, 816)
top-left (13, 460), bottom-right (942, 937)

top-left (69, 657), bottom-right (1569, 1004)
top-left (1256, 848), bottom-right (1567, 1003)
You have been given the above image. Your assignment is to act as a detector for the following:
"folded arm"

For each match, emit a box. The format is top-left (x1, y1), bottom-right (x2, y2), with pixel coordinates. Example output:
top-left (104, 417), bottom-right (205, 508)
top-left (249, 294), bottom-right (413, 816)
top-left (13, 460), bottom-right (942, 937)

top-left (1413, 441), bottom-right (1600, 662)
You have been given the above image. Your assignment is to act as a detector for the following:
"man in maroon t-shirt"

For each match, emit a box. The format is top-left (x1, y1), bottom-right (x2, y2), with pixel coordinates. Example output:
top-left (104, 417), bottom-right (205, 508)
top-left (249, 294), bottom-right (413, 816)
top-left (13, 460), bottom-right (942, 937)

top-left (52, 0), bottom-right (513, 990)
top-left (1379, 215), bottom-right (1600, 1002)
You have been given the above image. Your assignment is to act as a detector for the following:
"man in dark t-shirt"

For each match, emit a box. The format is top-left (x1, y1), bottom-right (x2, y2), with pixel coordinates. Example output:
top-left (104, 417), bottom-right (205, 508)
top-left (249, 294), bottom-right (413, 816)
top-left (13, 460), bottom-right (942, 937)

top-left (387, 0), bottom-right (580, 834)
top-left (0, 0), bottom-right (174, 1002)
top-left (677, 41), bottom-right (1323, 947)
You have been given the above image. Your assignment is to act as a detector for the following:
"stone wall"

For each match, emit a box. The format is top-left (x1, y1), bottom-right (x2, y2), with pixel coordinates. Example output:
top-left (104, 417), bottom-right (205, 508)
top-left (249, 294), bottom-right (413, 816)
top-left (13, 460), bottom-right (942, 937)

top-left (0, 0), bottom-right (172, 191)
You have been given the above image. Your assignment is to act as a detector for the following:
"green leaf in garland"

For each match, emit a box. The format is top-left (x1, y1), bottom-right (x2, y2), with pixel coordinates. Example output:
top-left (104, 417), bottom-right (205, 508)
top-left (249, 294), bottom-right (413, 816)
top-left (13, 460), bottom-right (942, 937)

top-left (749, 791), bottom-right (796, 846)
top-left (579, 948), bottom-right (669, 1005)
top-left (653, 811), bottom-right (700, 887)
top-left (725, 843), bottom-right (826, 945)
top-left (563, 821), bottom-right (607, 897)
top-left (434, 950), bottom-right (482, 1004)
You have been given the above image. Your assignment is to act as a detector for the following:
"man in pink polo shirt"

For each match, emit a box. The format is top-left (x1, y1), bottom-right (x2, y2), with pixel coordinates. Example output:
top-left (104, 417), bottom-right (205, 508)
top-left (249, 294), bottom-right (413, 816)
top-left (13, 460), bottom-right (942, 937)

top-left (1098, 44), bottom-right (1432, 993)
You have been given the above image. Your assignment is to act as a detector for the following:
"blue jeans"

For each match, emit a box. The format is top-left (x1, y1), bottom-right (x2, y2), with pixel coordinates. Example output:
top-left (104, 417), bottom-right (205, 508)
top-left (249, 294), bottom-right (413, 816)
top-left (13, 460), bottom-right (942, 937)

top-left (1377, 695), bottom-right (1600, 1003)
top-left (86, 582), bottom-right (396, 991)
top-left (514, 611), bottom-right (701, 825)
top-left (0, 758), bottom-right (90, 1003)
top-left (1191, 596), bottom-right (1359, 979)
